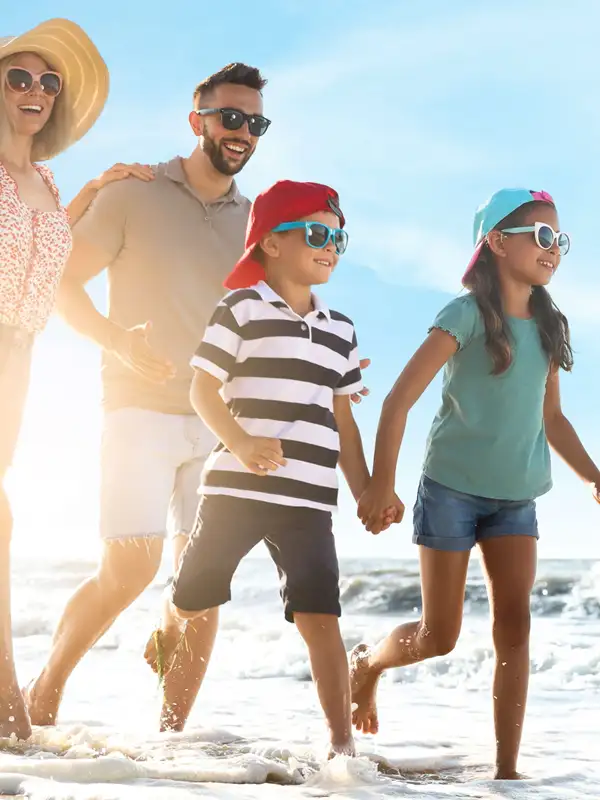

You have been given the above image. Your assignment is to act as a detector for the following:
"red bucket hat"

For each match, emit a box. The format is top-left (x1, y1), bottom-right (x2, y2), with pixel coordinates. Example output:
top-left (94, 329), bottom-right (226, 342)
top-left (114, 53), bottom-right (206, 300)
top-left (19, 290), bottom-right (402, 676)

top-left (224, 180), bottom-right (345, 290)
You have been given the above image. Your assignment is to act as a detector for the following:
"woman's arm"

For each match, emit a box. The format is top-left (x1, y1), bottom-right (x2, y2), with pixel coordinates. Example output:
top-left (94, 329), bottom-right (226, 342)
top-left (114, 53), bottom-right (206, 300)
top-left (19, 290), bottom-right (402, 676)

top-left (544, 368), bottom-right (600, 500)
top-left (66, 162), bottom-right (154, 226)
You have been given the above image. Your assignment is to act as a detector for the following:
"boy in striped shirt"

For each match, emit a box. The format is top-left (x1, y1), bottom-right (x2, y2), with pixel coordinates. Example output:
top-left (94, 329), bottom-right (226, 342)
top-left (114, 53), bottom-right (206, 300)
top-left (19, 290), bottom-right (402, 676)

top-left (147, 180), bottom-right (401, 757)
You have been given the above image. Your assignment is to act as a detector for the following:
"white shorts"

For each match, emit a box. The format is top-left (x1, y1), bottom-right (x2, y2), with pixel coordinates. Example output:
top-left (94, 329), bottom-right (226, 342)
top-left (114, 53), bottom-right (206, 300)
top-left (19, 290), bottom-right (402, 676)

top-left (100, 408), bottom-right (217, 540)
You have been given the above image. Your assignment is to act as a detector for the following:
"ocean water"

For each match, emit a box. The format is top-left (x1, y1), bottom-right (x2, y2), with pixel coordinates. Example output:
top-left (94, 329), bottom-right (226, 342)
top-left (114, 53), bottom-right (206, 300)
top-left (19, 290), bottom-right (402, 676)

top-left (2, 556), bottom-right (600, 799)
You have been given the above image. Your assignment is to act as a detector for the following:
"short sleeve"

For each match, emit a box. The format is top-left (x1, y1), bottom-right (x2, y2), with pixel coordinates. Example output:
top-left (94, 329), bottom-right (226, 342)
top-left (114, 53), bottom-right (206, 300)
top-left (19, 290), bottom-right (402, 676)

top-left (335, 327), bottom-right (364, 396)
top-left (190, 301), bottom-right (243, 383)
top-left (429, 295), bottom-right (480, 350)
top-left (71, 181), bottom-right (130, 264)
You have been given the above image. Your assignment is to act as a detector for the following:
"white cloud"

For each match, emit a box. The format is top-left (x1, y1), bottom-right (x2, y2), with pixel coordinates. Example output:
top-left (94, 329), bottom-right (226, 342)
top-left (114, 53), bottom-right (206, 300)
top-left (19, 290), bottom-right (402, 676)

top-left (238, 0), bottom-right (600, 326)
top-left (56, 0), bottom-right (600, 330)
top-left (242, 0), bottom-right (600, 188)
top-left (551, 278), bottom-right (600, 328)
top-left (348, 221), bottom-right (600, 328)
top-left (350, 223), bottom-right (467, 295)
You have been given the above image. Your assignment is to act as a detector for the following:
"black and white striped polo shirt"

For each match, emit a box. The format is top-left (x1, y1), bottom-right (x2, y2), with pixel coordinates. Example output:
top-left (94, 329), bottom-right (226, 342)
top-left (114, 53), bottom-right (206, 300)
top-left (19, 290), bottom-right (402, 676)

top-left (191, 281), bottom-right (363, 512)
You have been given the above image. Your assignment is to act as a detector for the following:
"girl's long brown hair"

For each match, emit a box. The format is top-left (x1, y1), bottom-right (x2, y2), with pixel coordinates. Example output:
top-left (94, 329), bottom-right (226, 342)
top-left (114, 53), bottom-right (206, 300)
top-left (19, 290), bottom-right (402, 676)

top-left (463, 201), bottom-right (574, 375)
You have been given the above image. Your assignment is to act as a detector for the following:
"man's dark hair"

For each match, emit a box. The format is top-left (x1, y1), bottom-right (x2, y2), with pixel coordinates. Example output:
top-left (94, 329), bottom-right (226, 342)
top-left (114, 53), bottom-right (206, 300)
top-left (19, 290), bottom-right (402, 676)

top-left (193, 63), bottom-right (267, 109)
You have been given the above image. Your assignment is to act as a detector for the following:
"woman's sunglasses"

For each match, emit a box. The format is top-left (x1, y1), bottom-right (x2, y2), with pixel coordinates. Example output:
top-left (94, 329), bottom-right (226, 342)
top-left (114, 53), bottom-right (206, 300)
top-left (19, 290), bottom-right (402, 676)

top-left (273, 221), bottom-right (349, 255)
top-left (5, 66), bottom-right (63, 98)
top-left (501, 221), bottom-right (570, 256)
top-left (196, 107), bottom-right (271, 137)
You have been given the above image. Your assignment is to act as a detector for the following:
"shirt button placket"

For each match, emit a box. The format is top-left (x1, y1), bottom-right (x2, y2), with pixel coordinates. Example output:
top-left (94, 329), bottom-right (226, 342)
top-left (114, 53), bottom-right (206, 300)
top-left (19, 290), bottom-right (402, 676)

top-left (300, 321), bottom-right (312, 343)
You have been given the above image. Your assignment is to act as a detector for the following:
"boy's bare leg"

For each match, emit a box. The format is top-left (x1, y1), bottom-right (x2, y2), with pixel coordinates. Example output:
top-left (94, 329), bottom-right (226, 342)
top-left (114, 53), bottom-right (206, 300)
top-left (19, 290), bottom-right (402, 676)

top-left (26, 537), bottom-right (163, 726)
top-left (350, 549), bottom-right (470, 735)
top-left (0, 487), bottom-right (31, 740)
top-left (294, 613), bottom-right (354, 757)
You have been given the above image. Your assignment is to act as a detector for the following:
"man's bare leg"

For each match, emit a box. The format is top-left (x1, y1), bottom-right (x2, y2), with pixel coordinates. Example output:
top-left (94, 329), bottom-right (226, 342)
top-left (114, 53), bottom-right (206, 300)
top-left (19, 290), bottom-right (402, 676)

top-left (26, 537), bottom-right (163, 726)
top-left (139, 534), bottom-right (218, 732)
top-left (144, 593), bottom-right (215, 688)
top-left (0, 486), bottom-right (31, 740)
top-left (350, 548), bottom-right (470, 735)
top-left (294, 613), bottom-right (354, 758)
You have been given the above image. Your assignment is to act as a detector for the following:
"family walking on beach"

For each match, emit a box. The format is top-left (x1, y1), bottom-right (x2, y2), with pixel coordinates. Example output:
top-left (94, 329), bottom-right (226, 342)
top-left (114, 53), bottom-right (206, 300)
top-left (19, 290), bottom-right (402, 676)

top-left (1, 16), bottom-right (598, 781)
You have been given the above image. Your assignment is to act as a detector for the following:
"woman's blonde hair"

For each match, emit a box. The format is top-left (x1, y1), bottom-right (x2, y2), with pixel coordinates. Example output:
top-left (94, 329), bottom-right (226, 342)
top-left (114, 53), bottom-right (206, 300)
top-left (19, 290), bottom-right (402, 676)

top-left (0, 52), bottom-right (72, 162)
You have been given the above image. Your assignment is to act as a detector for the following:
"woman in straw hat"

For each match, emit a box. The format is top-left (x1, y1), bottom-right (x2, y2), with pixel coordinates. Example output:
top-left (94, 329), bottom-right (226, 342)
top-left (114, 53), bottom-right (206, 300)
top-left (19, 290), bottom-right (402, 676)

top-left (0, 18), bottom-right (152, 740)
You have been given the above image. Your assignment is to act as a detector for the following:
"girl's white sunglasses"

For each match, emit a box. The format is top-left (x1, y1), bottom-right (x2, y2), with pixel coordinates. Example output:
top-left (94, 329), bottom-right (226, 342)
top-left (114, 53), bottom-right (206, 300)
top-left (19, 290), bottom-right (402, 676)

top-left (500, 221), bottom-right (570, 256)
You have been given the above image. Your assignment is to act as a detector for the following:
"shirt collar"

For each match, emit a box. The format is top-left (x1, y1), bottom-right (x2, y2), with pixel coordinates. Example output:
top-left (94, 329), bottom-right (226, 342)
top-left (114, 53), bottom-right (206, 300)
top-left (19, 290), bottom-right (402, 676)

top-left (163, 157), bottom-right (244, 205)
top-left (254, 281), bottom-right (331, 322)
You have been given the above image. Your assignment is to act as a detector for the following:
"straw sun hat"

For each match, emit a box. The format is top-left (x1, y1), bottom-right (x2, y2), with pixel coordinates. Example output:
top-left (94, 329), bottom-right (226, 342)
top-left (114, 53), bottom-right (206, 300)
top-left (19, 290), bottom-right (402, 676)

top-left (0, 18), bottom-right (109, 159)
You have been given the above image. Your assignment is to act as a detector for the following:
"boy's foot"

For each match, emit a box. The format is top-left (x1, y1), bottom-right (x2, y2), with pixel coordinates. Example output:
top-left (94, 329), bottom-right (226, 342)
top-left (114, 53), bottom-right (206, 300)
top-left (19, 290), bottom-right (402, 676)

top-left (22, 677), bottom-right (61, 727)
top-left (143, 626), bottom-right (184, 679)
top-left (327, 737), bottom-right (356, 759)
top-left (349, 644), bottom-right (380, 735)
top-left (0, 681), bottom-right (32, 740)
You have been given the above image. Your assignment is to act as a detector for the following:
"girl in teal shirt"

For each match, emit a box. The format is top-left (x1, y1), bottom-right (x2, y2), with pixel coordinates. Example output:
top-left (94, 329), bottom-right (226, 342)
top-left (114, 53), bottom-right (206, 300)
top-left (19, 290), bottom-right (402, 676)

top-left (352, 188), bottom-right (600, 779)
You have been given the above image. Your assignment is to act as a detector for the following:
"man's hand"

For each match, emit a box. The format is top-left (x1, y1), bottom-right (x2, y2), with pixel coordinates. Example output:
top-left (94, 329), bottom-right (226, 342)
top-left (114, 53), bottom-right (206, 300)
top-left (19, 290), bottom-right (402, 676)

top-left (351, 358), bottom-right (371, 404)
top-left (358, 481), bottom-right (405, 535)
top-left (89, 162), bottom-right (154, 191)
top-left (593, 482), bottom-right (600, 504)
top-left (230, 435), bottom-right (287, 476)
top-left (110, 321), bottom-right (176, 384)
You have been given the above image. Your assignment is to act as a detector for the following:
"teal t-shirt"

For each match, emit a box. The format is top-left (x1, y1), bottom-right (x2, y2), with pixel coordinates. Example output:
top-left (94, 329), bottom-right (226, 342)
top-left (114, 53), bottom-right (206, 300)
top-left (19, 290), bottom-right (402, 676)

top-left (423, 294), bottom-right (552, 501)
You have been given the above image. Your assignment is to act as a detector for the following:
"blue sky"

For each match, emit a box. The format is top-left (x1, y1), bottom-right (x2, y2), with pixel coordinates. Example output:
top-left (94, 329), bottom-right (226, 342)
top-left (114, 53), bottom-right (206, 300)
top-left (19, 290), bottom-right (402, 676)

top-left (6, 0), bottom-right (600, 558)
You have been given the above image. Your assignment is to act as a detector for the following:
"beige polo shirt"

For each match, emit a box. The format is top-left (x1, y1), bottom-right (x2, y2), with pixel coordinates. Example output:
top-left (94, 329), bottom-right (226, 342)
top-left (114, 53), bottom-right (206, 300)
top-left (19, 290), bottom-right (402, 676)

top-left (73, 157), bottom-right (250, 414)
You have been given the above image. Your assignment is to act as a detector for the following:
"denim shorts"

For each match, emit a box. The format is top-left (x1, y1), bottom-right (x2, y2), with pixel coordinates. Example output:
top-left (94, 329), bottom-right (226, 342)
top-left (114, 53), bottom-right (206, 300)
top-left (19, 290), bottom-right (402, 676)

top-left (413, 474), bottom-right (539, 552)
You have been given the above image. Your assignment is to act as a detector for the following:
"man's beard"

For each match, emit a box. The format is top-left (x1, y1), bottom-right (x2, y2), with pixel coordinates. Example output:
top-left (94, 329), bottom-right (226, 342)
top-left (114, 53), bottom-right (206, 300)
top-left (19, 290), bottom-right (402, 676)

top-left (203, 131), bottom-right (253, 176)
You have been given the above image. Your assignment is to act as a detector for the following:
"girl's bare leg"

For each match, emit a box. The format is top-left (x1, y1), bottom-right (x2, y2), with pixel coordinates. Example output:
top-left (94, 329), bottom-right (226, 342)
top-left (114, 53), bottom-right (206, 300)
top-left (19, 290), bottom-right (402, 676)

top-left (479, 535), bottom-right (536, 780)
top-left (350, 547), bottom-right (470, 734)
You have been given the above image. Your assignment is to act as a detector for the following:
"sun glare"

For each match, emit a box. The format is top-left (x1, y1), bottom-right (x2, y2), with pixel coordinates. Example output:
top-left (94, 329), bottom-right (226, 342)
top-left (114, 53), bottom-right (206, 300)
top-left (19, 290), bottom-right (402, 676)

top-left (8, 326), bottom-right (102, 558)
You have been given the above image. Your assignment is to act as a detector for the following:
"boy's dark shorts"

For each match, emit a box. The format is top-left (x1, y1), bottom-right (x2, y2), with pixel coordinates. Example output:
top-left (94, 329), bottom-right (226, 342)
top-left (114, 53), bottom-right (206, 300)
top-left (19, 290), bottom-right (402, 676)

top-left (171, 495), bottom-right (341, 623)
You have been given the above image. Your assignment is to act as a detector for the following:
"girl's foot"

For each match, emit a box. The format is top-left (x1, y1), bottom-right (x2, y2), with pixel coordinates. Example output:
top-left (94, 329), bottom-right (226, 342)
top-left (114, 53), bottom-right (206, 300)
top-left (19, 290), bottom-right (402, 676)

top-left (349, 644), bottom-right (380, 735)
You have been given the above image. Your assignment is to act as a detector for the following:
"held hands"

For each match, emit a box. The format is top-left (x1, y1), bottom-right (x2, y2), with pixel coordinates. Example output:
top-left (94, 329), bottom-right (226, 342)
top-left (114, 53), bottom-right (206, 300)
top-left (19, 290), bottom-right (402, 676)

top-left (89, 162), bottom-right (155, 192)
top-left (230, 434), bottom-right (287, 476)
top-left (110, 321), bottom-right (176, 384)
top-left (358, 480), bottom-right (405, 535)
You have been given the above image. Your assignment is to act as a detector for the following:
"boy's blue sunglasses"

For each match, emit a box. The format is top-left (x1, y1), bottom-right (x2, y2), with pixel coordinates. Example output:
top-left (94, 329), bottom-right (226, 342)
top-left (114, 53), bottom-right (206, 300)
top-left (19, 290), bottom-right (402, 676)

top-left (272, 221), bottom-right (349, 255)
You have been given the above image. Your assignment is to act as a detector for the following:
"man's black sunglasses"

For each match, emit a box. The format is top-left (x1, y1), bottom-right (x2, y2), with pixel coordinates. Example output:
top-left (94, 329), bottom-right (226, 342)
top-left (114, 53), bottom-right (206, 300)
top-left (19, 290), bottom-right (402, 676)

top-left (196, 107), bottom-right (271, 137)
